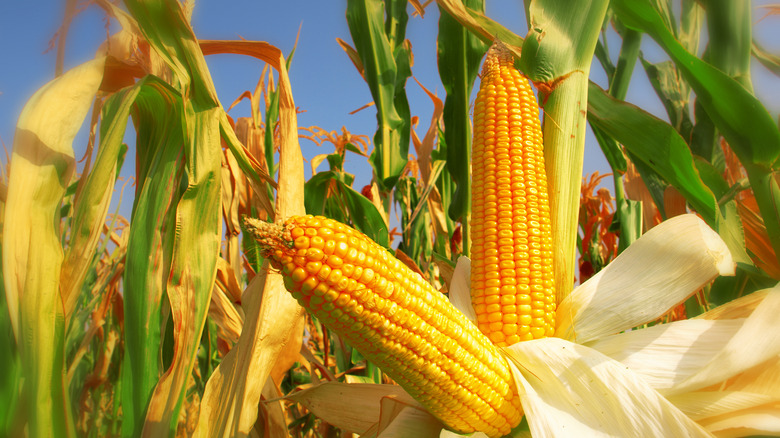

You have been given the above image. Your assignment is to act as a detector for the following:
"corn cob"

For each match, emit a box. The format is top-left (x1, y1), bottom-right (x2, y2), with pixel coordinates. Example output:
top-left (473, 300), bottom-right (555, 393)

top-left (470, 42), bottom-right (556, 347)
top-left (245, 215), bottom-right (523, 437)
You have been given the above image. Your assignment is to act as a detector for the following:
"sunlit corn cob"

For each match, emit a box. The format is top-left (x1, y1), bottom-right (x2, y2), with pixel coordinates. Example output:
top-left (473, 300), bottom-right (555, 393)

top-left (470, 42), bottom-right (556, 347)
top-left (245, 215), bottom-right (523, 437)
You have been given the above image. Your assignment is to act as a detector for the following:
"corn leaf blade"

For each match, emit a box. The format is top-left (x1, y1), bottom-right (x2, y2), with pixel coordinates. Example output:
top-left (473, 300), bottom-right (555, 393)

top-left (587, 83), bottom-right (719, 224)
top-left (437, 0), bottom-right (487, 225)
top-left (346, 0), bottom-right (410, 191)
top-left (120, 78), bottom-right (188, 437)
top-left (612, 0), bottom-right (780, 168)
top-left (4, 56), bottom-right (106, 438)
top-left (142, 107), bottom-right (222, 436)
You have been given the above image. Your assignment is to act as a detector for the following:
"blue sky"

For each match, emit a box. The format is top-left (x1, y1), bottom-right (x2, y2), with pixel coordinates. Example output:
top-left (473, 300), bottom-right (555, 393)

top-left (1, 1), bottom-right (778, 226)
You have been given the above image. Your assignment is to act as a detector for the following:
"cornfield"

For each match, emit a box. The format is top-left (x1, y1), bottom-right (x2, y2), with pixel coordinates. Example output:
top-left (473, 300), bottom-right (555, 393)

top-left (2, 1), bottom-right (780, 437)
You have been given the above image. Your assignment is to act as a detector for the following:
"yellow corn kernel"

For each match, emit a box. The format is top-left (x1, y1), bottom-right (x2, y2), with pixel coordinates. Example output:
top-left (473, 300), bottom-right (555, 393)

top-left (471, 41), bottom-right (556, 346)
top-left (245, 215), bottom-right (523, 437)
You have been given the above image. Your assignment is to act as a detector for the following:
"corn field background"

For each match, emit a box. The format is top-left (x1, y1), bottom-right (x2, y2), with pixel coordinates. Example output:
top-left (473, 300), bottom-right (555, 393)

top-left (1, 0), bottom-right (780, 437)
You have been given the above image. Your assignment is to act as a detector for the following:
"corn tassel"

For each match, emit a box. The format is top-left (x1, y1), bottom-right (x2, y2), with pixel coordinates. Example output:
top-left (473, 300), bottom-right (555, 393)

top-left (470, 42), bottom-right (556, 347)
top-left (245, 215), bottom-right (523, 437)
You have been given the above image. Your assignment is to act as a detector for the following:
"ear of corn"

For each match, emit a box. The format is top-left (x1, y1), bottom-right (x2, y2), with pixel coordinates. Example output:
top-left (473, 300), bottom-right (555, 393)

top-left (245, 215), bottom-right (523, 437)
top-left (470, 42), bottom-right (556, 347)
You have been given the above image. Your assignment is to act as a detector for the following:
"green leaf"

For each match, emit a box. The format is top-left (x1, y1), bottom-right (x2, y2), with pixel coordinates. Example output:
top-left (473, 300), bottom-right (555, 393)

top-left (404, 160), bottom-right (447, 233)
top-left (590, 122), bottom-right (627, 175)
top-left (60, 74), bottom-right (132, 317)
top-left (120, 77), bottom-right (188, 437)
top-left (437, 0), bottom-right (487, 227)
top-left (338, 181), bottom-right (390, 248)
top-left (593, 38), bottom-right (616, 80)
top-left (145, 107), bottom-right (222, 436)
top-left (0, 240), bottom-right (21, 436)
top-left (436, 0), bottom-right (524, 51)
top-left (679, 0), bottom-right (704, 55)
top-left (694, 158), bottom-right (752, 267)
top-left (612, 0), bottom-right (780, 268)
top-left (123, 0), bottom-right (219, 111)
top-left (121, 3), bottom-right (226, 434)
top-left (395, 176), bottom-right (432, 265)
top-left (587, 27), bottom-right (640, 177)
top-left (346, 0), bottom-right (409, 191)
top-left (264, 79), bottom-right (281, 179)
top-left (689, 98), bottom-right (722, 168)
top-left (304, 171), bottom-right (389, 248)
top-left (627, 151), bottom-right (670, 219)
top-left (588, 83), bottom-right (719, 225)
top-left (615, 198), bottom-right (642, 253)
top-left (609, 29), bottom-right (641, 101)
top-left (701, 0), bottom-right (753, 91)
top-left (639, 58), bottom-right (694, 141)
top-left (4, 57), bottom-right (105, 438)
top-left (612, 0), bottom-right (780, 168)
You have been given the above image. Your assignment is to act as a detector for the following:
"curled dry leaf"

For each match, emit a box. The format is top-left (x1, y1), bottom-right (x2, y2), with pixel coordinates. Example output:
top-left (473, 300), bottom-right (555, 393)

top-left (285, 382), bottom-right (419, 435)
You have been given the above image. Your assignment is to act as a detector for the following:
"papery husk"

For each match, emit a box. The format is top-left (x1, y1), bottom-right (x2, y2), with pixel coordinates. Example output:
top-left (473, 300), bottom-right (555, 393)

top-left (555, 214), bottom-right (734, 344)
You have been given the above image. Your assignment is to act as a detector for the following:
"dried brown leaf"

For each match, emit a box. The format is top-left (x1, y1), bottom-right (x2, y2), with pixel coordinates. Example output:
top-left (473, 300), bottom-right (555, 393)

top-left (722, 139), bottom-right (780, 278)
top-left (285, 383), bottom-right (418, 435)
top-left (739, 199), bottom-right (780, 279)
top-left (209, 287), bottom-right (243, 345)
top-left (256, 377), bottom-right (289, 438)
top-left (372, 396), bottom-right (442, 438)
top-left (624, 160), bottom-right (662, 232)
top-left (231, 117), bottom-right (275, 220)
top-left (195, 39), bottom-right (305, 437)
top-left (663, 185), bottom-right (688, 218)
top-left (336, 37), bottom-right (365, 80)
top-left (227, 90), bottom-right (253, 113)
top-left (210, 258), bottom-right (244, 343)
top-left (408, 0), bottom-right (427, 17)
top-left (349, 101), bottom-right (375, 115)
top-left (365, 182), bottom-right (389, 228)
top-left (410, 77), bottom-right (443, 184)
top-left (394, 248), bottom-right (426, 278)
